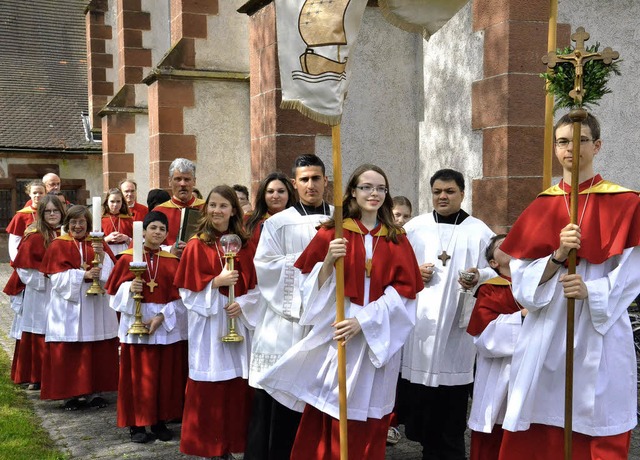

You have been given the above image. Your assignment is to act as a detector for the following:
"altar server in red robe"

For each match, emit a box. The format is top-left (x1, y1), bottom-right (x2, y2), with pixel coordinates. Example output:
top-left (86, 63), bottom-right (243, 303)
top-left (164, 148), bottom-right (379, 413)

top-left (259, 164), bottom-right (423, 460)
top-left (466, 234), bottom-right (527, 460)
top-left (174, 185), bottom-right (260, 458)
top-left (155, 158), bottom-right (205, 255)
top-left (40, 205), bottom-right (119, 411)
top-left (7, 180), bottom-right (45, 260)
top-left (499, 113), bottom-right (640, 459)
top-left (106, 211), bottom-right (188, 443)
top-left (11, 195), bottom-right (66, 390)
top-left (102, 187), bottom-right (133, 255)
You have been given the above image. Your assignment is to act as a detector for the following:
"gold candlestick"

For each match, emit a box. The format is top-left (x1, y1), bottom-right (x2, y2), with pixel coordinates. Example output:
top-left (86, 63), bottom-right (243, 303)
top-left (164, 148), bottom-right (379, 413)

top-left (220, 234), bottom-right (244, 343)
top-left (86, 232), bottom-right (105, 296)
top-left (127, 263), bottom-right (149, 336)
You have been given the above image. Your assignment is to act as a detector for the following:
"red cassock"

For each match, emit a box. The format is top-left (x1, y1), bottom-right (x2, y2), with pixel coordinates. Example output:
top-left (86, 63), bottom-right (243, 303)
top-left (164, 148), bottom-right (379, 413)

top-left (291, 219), bottom-right (423, 460)
top-left (101, 213), bottom-right (134, 237)
top-left (467, 276), bottom-right (520, 460)
top-left (11, 230), bottom-right (53, 385)
top-left (105, 250), bottom-right (188, 428)
top-left (6, 206), bottom-right (36, 236)
top-left (154, 196), bottom-right (205, 246)
top-left (130, 202), bottom-right (148, 222)
top-left (500, 175), bottom-right (640, 264)
top-left (173, 234), bottom-right (257, 458)
top-left (3, 256), bottom-right (26, 383)
top-left (38, 235), bottom-right (119, 400)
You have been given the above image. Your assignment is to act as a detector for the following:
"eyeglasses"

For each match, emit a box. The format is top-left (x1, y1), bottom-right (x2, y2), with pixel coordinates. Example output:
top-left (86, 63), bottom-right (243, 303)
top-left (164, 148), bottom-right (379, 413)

top-left (554, 137), bottom-right (594, 148)
top-left (355, 185), bottom-right (388, 195)
top-left (44, 209), bottom-right (61, 215)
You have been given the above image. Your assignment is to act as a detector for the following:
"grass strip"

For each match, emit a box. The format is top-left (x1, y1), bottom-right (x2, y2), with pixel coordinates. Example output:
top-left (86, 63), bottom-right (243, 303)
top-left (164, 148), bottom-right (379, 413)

top-left (0, 346), bottom-right (68, 460)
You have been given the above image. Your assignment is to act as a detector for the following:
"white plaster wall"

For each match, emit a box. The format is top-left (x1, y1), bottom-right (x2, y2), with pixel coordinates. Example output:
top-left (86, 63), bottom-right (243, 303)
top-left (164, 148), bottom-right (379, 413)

top-left (196, 0), bottom-right (249, 71)
top-left (106, 0), bottom-right (118, 88)
top-left (1, 156), bottom-right (103, 205)
top-left (128, 115), bottom-right (150, 203)
top-left (183, 80), bottom-right (251, 196)
top-left (143, 0), bottom-right (170, 70)
top-left (66, 155), bottom-right (103, 203)
top-left (558, 0), bottom-right (640, 191)
top-left (314, 8), bottom-right (423, 211)
top-left (417, 1), bottom-right (483, 214)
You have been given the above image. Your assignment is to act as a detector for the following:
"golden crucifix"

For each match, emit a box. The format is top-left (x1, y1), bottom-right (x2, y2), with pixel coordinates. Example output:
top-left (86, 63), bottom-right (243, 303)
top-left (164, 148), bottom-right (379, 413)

top-left (541, 27), bottom-right (619, 460)
top-left (543, 27), bottom-right (619, 103)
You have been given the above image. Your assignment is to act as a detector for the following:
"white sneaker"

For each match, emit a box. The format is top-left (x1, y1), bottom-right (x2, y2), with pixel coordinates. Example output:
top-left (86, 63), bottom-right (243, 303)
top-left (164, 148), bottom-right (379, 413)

top-left (386, 426), bottom-right (401, 445)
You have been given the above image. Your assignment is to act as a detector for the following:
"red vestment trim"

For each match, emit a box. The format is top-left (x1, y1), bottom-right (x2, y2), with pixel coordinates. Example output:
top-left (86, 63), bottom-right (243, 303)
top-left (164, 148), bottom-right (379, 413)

top-left (179, 377), bottom-right (254, 457)
top-left (12, 332), bottom-right (45, 384)
top-left (40, 338), bottom-right (119, 400)
top-left (498, 424), bottom-right (630, 460)
top-left (501, 176), bottom-right (640, 264)
top-left (173, 235), bottom-right (257, 297)
top-left (294, 220), bottom-right (423, 306)
top-left (117, 342), bottom-right (188, 427)
top-left (467, 275), bottom-right (520, 336)
top-left (291, 405), bottom-right (390, 460)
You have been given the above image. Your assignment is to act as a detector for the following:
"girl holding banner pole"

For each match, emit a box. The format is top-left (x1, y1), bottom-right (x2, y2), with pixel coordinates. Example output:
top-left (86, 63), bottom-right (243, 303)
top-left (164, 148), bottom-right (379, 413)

top-left (259, 164), bottom-right (423, 459)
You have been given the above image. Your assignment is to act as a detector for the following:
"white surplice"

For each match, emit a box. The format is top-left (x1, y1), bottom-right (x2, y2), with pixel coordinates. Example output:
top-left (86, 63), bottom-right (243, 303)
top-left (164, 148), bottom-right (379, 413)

top-left (179, 282), bottom-right (260, 382)
top-left (45, 259), bottom-right (118, 342)
top-left (17, 268), bottom-right (49, 334)
top-left (259, 233), bottom-right (416, 421)
top-left (402, 212), bottom-right (494, 386)
top-left (110, 282), bottom-right (188, 345)
top-left (247, 206), bottom-right (332, 389)
top-left (503, 247), bottom-right (640, 436)
top-left (468, 311), bottom-right (522, 433)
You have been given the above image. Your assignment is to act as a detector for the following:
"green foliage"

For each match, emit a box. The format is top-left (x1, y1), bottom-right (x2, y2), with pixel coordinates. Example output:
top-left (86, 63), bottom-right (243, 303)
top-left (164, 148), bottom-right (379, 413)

top-left (0, 348), bottom-right (68, 460)
top-left (541, 43), bottom-right (621, 112)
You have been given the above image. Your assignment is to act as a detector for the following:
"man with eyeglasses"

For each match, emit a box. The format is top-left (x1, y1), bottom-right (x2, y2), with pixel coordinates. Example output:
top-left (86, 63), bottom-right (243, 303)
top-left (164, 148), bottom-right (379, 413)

top-left (498, 113), bottom-right (640, 459)
top-left (400, 168), bottom-right (495, 460)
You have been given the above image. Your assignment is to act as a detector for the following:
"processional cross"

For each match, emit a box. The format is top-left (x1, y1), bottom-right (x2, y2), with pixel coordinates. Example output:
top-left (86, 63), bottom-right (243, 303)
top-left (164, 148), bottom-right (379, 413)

top-left (541, 26), bottom-right (619, 460)
top-left (543, 27), bottom-right (619, 103)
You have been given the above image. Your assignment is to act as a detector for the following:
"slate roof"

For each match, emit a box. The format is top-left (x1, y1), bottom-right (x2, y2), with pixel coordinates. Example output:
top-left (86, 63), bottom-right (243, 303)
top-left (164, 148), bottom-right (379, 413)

top-left (0, 0), bottom-right (101, 152)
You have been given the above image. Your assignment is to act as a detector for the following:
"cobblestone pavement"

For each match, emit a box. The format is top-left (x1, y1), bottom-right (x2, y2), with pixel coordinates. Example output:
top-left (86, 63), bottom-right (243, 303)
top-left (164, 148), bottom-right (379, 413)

top-left (0, 263), bottom-right (637, 459)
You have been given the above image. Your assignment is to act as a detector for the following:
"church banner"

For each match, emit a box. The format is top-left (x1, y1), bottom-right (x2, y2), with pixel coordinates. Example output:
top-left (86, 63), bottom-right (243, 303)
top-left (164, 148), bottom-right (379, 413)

top-left (275, 0), bottom-right (368, 126)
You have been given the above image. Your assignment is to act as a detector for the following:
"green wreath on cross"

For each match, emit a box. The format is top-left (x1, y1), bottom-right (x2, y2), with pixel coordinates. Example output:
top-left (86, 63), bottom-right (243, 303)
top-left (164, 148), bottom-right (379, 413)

top-left (541, 43), bottom-right (622, 112)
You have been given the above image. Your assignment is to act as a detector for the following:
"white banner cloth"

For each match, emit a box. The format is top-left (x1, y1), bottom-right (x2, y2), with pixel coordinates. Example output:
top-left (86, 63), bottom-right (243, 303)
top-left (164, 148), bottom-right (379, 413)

top-left (275, 0), bottom-right (368, 126)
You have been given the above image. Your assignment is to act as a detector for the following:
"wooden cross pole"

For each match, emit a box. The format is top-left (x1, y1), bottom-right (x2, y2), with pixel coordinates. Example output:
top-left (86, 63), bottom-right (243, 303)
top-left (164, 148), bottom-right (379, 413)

top-left (332, 124), bottom-right (349, 460)
top-left (542, 27), bottom-right (619, 460)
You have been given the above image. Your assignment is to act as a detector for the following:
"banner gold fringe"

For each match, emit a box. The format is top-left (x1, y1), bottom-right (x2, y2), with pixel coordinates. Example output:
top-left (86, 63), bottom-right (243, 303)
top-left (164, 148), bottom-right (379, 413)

top-left (280, 100), bottom-right (342, 126)
top-left (378, 0), bottom-right (429, 38)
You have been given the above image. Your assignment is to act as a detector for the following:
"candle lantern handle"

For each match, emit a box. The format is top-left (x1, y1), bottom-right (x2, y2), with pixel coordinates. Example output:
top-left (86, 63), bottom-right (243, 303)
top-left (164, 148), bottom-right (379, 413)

top-left (221, 254), bottom-right (244, 343)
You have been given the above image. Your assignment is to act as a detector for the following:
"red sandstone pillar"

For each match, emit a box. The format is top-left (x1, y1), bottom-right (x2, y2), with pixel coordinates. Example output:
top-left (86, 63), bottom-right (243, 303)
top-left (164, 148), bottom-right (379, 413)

top-left (471, 0), bottom-right (570, 232)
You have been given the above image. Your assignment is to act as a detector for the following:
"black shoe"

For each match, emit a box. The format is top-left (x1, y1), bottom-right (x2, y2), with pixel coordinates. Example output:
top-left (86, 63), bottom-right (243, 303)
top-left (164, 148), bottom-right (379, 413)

top-left (27, 382), bottom-right (41, 390)
top-left (89, 396), bottom-right (108, 409)
top-left (151, 421), bottom-right (173, 442)
top-left (63, 398), bottom-right (87, 411)
top-left (129, 426), bottom-right (151, 443)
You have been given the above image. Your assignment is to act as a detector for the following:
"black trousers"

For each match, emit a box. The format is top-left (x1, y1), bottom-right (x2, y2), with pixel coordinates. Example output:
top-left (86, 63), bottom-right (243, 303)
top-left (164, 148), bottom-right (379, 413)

top-left (398, 379), bottom-right (472, 460)
top-left (243, 388), bottom-right (303, 460)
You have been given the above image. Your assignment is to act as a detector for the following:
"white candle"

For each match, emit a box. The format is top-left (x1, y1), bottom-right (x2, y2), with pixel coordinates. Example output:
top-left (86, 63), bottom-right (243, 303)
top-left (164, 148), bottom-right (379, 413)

top-left (92, 196), bottom-right (102, 232)
top-left (133, 221), bottom-right (143, 263)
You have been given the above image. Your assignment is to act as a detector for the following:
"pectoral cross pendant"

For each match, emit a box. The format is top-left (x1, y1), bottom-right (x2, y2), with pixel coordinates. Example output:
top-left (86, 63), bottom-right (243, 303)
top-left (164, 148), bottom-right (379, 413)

top-left (81, 262), bottom-right (90, 271)
top-left (146, 279), bottom-right (158, 293)
top-left (365, 259), bottom-right (372, 277)
top-left (438, 251), bottom-right (451, 266)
